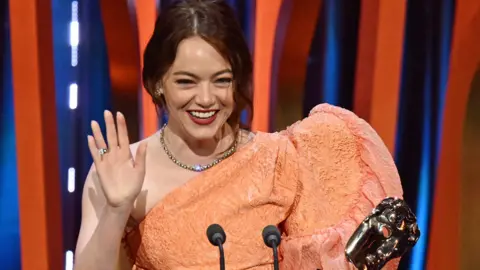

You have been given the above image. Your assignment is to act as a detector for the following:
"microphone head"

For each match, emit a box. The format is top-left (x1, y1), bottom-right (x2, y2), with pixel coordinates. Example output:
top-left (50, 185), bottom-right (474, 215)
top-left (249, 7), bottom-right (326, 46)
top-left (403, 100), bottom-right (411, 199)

top-left (206, 223), bottom-right (226, 246)
top-left (262, 225), bottom-right (281, 248)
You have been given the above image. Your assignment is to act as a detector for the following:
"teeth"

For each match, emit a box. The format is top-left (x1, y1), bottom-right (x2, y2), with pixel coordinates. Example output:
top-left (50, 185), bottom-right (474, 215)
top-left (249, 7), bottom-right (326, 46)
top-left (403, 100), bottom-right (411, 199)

top-left (189, 111), bottom-right (216, 119)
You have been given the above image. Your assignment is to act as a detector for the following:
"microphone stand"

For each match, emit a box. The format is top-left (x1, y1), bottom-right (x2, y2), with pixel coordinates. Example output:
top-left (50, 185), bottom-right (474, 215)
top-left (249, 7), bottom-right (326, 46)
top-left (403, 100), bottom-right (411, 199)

top-left (206, 223), bottom-right (227, 270)
top-left (216, 238), bottom-right (225, 270)
top-left (262, 225), bottom-right (281, 270)
top-left (270, 240), bottom-right (279, 270)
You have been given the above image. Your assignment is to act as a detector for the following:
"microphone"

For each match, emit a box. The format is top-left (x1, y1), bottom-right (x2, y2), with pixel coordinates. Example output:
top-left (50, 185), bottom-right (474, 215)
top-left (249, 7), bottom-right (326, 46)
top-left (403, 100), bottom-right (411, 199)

top-left (262, 225), bottom-right (281, 270)
top-left (206, 224), bottom-right (226, 270)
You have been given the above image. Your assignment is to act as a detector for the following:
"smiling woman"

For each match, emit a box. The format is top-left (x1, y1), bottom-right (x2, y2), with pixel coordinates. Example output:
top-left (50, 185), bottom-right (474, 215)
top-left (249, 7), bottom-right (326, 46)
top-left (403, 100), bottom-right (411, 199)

top-left (156, 36), bottom-right (237, 143)
top-left (142, 1), bottom-right (253, 133)
top-left (73, 1), bottom-right (406, 270)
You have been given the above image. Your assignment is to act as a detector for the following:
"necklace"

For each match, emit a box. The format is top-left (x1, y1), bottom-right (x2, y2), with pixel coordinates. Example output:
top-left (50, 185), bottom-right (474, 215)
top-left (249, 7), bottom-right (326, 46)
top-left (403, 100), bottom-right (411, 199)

top-left (159, 124), bottom-right (238, 172)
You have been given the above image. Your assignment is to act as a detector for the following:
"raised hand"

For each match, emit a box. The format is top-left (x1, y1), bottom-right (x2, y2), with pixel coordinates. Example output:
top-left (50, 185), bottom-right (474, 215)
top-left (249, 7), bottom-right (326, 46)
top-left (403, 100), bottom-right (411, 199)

top-left (87, 111), bottom-right (147, 209)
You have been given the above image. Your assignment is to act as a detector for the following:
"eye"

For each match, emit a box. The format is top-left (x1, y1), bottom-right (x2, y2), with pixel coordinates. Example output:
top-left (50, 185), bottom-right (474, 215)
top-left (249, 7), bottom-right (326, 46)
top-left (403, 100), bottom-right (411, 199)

top-left (214, 77), bottom-right (232, 88)
top-left (175, 79), bottom-right (195, 85)
top-left (175, 79), bottom-right (196, 89)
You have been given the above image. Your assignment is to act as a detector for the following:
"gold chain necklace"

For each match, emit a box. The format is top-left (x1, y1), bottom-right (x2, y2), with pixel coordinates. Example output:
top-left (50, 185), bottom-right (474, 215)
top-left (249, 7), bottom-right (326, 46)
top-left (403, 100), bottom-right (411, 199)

top-left (159, 124), bottom-right (237, 172)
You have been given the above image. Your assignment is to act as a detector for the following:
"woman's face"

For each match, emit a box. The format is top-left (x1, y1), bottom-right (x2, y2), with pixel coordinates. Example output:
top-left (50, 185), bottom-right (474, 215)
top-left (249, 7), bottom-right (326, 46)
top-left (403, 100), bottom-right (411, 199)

top-left (161, 36), bottom-right (235, 141)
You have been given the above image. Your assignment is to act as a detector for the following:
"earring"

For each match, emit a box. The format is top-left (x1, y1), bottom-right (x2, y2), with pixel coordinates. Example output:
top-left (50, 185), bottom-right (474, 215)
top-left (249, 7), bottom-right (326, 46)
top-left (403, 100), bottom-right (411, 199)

top-left (156, 88), bottom-right (163, 96)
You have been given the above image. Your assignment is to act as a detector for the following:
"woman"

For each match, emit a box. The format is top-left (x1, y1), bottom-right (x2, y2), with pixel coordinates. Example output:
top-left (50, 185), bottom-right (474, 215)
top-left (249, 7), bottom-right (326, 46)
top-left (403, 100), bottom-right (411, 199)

top-left (74, 0), bottom-right (403, 269)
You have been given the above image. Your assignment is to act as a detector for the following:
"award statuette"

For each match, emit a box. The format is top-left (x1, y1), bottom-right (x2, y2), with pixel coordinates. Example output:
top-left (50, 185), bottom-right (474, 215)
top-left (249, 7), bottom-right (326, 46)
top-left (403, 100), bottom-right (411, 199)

top-left (345, 197), bottom-right (420, 269)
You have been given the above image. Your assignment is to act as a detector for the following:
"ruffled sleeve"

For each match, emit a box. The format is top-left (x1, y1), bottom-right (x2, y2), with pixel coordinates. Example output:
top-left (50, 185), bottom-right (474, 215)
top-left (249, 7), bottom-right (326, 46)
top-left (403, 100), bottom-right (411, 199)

top-left (280, 104), bottom-right (403, 269)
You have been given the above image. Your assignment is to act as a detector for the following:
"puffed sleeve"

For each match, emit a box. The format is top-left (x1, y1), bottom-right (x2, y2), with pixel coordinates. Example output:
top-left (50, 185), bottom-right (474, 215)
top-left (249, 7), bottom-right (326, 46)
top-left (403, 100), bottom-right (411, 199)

top-left (279, 103), bottom-right (403, 269)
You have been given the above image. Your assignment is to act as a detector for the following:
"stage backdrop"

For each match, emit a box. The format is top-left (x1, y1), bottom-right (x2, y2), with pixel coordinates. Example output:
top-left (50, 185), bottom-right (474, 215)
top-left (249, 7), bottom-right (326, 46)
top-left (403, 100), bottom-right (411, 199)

top-left (3, 0), bottom-right (480, 269)
top-left (0, 1), bottom-right (20, 269)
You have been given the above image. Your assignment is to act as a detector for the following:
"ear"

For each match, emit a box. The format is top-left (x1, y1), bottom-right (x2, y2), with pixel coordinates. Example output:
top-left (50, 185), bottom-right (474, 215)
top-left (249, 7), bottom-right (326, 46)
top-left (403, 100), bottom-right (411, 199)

top-left (155, 81), bottom-right (164, 96)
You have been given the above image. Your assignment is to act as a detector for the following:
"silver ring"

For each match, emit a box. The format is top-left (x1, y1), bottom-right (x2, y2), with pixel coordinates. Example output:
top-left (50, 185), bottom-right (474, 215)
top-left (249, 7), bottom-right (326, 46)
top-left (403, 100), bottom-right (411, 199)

top-left (98, 148), bottom-right (108, 156)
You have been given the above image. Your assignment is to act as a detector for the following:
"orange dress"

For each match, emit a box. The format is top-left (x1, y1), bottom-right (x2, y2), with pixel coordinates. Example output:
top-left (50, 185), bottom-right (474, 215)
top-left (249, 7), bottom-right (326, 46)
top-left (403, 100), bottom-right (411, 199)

top-left (123, 104), bottom-right (403, 269)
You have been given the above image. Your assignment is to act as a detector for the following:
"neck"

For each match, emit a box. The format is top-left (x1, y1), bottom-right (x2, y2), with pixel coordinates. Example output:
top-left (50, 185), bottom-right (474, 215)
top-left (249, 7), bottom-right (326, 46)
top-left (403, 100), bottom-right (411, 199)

top-left (163, 122), bottom-right (236, 162)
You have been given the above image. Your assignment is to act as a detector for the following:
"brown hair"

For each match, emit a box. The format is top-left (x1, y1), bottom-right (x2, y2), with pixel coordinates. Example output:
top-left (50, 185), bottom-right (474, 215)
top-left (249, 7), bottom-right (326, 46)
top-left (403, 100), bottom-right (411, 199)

top-left (142, 0), bottom-right (253, 130)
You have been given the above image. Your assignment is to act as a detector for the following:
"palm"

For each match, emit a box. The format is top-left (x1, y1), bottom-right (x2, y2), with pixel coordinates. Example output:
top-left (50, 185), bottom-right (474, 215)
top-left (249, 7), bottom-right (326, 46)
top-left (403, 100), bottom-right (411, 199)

top-left (88, 111), bottom-right (147, 208)
top-left (97, 153), bottom-right (144, 207)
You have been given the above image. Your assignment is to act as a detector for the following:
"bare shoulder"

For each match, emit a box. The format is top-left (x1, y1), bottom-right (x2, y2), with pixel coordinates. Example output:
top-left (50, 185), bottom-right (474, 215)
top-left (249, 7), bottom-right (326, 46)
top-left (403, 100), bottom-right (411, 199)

top-left (130, 131), bottom-right (158, 153)
top-left (128, 131), bottom-right (160, 156)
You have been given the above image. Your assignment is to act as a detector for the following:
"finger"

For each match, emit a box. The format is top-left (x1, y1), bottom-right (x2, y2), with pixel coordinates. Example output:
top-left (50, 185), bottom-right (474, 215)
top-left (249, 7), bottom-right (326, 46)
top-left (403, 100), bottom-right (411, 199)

top-left (87, 135), bottom-right (101, 164)
top-left (116, 112), bottom-right (130, 149)
top-left (91, 120), bottom-right (107, 149)
top-left (134, 141), bottom-right (147, 171)
top-left (104, 110), bottom-right (118, 151)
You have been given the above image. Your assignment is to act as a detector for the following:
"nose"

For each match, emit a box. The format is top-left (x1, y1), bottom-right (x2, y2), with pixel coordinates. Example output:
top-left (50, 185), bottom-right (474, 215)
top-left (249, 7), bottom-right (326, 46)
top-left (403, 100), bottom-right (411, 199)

top-left (195, 83), bottom-right (215, 107)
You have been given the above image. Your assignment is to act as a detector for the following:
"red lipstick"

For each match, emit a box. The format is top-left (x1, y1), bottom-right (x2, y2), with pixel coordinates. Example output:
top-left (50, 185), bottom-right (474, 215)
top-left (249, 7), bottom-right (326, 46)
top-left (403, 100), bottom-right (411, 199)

top-left (187, 110), bottom-right (218, 125)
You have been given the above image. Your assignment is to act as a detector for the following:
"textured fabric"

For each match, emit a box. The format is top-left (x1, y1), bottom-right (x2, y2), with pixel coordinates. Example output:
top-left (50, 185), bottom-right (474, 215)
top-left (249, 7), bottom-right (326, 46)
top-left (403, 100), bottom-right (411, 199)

top-left (123, 103), bottom-right (403, 270)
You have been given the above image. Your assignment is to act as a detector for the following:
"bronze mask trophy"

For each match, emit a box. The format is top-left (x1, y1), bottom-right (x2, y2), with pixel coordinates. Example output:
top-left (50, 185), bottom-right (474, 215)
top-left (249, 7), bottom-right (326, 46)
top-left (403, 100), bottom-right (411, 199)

top-left (345, 197), bottom-right (420, 269)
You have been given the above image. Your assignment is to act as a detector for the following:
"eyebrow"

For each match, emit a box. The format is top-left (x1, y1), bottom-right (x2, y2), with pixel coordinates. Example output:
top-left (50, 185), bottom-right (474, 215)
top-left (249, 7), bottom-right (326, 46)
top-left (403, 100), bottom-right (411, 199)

top-left (172, 69), bottom-right (232, 79)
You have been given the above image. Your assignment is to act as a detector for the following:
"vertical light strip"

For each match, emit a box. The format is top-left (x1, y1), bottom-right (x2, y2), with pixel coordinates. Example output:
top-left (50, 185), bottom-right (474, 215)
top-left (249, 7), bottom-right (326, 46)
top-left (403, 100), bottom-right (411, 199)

top-left (67, 167), bottom-right (75, 193)
top-left (68, 83), bottom-right (78, 109)
top-left (67, 2), bottom-right (78, 269)
top-left (65, 250), bottom-right (73, 270)
top-left (70, 1), bottom-right (79, 67)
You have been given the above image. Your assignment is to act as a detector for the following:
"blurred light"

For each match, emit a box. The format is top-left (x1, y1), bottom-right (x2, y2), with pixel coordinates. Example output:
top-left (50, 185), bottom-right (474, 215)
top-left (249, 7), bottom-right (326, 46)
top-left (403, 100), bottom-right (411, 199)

top-left (71, 46), bottom-right (78, 67)
top-left (69, 22), bottom-right (79, 47)
top-left (69, 83), bottom-right (78, 110)
top-left (68, 167), bottom-right (75, 193)
top-left (71, 1), bottom-right (78, 21)
top-left (70, 1), bottom-right (79, 66)
top-left (65, 250), bottom-right (73, 270)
